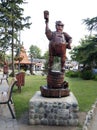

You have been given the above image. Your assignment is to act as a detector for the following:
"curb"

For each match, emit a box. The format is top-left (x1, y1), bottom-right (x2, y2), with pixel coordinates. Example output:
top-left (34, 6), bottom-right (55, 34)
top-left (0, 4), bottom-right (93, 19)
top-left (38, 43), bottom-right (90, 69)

top-left (82, 99), bottom-right (97, 130)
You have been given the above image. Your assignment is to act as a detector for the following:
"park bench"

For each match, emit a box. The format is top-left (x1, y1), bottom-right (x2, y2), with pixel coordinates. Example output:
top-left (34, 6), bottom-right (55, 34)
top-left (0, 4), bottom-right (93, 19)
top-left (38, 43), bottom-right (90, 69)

top-left (0, 78), bottom-right (17, 119)
top-left (15, 72), bottom-right (25, 92)
top-left (0, 76), bottom-right (8, 84)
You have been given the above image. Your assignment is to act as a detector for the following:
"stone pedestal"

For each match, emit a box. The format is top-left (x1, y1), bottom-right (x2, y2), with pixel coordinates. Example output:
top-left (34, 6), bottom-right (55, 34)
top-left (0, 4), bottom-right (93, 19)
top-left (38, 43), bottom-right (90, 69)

top-left (29, 91), bottom-right (79, 126)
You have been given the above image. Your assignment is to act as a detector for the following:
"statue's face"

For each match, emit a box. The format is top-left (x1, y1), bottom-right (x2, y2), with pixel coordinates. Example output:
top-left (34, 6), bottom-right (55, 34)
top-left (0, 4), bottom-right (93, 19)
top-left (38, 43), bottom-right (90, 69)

top-left (56, 24), bottom-right (64, 32)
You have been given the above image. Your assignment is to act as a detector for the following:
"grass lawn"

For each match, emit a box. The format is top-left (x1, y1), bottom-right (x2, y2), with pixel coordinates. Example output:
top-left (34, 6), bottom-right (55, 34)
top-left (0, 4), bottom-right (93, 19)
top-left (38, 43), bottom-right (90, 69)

top-left (12, 75), bottom-right (97, 118)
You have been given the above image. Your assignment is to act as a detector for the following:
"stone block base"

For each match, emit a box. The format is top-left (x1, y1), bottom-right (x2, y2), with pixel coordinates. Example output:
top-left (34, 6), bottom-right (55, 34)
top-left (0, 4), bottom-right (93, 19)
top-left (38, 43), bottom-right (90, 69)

top-left (29, 91), bottom-right (79, 126)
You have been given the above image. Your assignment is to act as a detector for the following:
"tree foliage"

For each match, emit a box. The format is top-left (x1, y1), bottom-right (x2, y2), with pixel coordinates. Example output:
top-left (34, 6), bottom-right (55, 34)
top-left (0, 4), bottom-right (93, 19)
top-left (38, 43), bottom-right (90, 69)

top-left (0, 0), bottom-right (32, 52)
top-left (0, 0), bottom-right (32, 76)
top-left (70, 35), bottom-right (97, 68)
top-left (83, 17), bottom-right (97, 34)
top-left (70, 15), bottom-right (97, 70)
top-left (29, 45), bottom-right (41, 58)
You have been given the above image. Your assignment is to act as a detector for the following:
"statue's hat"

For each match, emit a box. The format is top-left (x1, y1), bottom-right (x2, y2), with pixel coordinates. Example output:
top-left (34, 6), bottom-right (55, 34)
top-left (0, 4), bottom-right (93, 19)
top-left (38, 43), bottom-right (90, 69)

top-left (55, 21), bottom-right (64, 26)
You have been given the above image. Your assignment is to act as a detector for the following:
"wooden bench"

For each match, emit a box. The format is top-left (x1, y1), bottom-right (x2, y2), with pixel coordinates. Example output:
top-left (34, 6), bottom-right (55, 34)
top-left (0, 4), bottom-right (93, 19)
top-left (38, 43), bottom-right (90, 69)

top-left (15, 72), bottom-right (25, 92)
top-left (0, 78), bottom-right (17, 119)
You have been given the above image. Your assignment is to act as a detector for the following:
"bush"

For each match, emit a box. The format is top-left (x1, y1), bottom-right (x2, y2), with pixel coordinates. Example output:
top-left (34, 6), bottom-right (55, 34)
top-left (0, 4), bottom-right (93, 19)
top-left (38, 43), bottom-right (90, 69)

top-left (80, 70), bottom-right (93, 80)
top-left (65, 70), bottom-right (79, 78)
top-left (93, 74), bottom-right (97, 81)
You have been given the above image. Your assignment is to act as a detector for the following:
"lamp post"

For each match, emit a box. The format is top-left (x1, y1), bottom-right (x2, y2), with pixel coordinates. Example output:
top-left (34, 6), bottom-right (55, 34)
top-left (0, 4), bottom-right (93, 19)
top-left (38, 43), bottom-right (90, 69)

top-left (11, 14), bottom-right (15, 77)
top-left (18, 27), bottom-right (21, 72)
top-left (30, 54), bottom-right (33, 75)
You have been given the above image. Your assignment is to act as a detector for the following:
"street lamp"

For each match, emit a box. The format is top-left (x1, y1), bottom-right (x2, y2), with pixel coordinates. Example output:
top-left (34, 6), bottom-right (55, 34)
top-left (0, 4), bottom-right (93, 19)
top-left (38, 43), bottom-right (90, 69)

top-left (18, 26), bottom-right (21, 72)
top-left (30, 54), bottom-right (33, 75)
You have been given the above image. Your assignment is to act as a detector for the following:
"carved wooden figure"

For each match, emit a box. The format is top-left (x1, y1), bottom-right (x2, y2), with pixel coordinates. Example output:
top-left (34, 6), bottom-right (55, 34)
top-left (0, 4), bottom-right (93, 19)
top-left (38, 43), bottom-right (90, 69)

top-left (44, 10), bottom-right (72, 72)
top-left (40, 11), bottom-right (72, 97)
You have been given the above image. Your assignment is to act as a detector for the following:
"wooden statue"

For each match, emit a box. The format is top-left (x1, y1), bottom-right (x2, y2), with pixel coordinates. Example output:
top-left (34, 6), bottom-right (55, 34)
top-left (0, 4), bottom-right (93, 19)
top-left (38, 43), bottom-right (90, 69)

top-left (44, 10), bottom-right (72, 72)
top-left (40, 11), bottom-right (72, 97)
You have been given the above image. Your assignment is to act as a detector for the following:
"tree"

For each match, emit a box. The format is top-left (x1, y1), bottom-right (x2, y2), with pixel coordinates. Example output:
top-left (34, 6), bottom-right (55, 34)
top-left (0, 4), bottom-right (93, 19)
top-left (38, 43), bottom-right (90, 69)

top-left (83, 16), bottom-right (97, 35)
top-left (29, 45), bottom-right (41, 58)
top-left (70, 35), bottom-right (97, 69)
top-left (0, 52), bottom-right (5, 63)
top-left (0, 0), bottom-right (32, 76)
top-left (70, 16), bottom-right (97, 70)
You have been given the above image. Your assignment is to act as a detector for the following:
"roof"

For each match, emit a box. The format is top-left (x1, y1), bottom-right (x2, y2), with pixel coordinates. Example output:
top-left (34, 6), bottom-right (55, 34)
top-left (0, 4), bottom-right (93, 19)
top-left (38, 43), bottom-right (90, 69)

top-left (15, 46), bottom-right (31, 65)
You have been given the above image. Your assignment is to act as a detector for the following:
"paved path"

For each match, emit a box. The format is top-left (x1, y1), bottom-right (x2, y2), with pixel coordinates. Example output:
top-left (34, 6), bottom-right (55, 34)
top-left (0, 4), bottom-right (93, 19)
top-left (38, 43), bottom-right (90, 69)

top-left (0, 74), bottom-right (19, 130)
top-left (88, 107), bottom-right (97, 130)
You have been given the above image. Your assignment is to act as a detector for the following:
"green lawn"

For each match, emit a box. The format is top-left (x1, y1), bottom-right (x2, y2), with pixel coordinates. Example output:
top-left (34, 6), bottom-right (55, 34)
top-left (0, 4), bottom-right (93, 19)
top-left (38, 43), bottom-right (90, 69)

top-left (67, 77), bottom-right (97, 111)
top-left (12, 75), bottom-right (97, 118)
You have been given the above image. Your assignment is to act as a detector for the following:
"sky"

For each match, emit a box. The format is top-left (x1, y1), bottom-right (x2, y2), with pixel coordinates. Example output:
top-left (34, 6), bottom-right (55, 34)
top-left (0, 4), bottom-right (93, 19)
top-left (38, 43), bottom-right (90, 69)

top-left (21, 0), bottom-right (97, 56)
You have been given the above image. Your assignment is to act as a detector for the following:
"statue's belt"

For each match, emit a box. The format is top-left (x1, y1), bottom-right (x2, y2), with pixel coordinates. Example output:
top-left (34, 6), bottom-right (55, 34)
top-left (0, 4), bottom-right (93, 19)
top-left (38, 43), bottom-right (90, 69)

top-left (50, 42), bottom-right (67, 45)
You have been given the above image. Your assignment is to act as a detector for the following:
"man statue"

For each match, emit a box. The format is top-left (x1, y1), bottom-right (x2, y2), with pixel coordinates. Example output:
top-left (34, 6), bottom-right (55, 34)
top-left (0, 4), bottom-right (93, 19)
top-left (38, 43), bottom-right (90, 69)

top-left (44, 10), bottom-right (72, 72)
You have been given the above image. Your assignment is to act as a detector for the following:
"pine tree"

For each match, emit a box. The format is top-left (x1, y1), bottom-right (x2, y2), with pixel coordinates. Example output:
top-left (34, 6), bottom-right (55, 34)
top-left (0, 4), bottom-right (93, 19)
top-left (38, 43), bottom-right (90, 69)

top-left (0, 0), bottom-right (32, 76)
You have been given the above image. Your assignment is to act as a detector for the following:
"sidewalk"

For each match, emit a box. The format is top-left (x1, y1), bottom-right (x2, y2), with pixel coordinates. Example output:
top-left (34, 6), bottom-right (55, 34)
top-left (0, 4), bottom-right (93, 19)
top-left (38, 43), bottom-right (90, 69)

top-left (88, 106), bottom-right (97, 130)
top-left (0, 74), bottom-right (19, 130)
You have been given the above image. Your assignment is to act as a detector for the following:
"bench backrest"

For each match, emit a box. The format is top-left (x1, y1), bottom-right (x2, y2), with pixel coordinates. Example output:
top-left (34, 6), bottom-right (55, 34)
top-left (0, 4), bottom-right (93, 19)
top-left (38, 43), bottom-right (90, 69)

top-left (7, 78), bottom-right (17, 101)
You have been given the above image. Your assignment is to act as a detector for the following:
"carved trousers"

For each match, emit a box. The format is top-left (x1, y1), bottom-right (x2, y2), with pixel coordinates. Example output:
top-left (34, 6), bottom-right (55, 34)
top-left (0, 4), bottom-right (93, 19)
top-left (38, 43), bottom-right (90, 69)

top-left (48, 43), bottom-right (66, 69)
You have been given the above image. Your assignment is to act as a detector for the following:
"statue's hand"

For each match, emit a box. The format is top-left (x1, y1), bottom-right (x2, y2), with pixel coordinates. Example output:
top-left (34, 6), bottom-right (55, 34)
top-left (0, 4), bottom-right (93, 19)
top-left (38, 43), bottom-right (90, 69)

top-left (66, 43), bottom-right (71, 49)
top-left (45, 18), bottom-right (49, 23)
top-left (44, 10), bottom-right (49, 23)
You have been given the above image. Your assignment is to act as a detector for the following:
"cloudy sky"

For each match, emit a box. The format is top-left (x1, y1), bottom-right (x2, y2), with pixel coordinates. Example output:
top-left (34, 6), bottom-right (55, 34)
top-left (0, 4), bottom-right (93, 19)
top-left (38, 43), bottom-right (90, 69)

top-left (21, 0), bottom-right (97, 56)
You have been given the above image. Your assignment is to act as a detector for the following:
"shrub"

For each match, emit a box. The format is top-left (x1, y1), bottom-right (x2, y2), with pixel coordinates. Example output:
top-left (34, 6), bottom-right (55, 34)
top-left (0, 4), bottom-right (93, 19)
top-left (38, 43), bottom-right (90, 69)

top-left (65, 70), bottom-right (79, 78)
top-left (93, 74), bottom-right (97, 81)
top-left (80, 70), bottom-right (93, 80)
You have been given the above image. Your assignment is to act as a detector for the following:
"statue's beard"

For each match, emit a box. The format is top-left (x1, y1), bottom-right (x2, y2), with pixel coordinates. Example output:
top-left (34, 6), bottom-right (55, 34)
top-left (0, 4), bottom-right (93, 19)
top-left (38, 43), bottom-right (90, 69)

top-left (57, 29), bottom-right (63, 32)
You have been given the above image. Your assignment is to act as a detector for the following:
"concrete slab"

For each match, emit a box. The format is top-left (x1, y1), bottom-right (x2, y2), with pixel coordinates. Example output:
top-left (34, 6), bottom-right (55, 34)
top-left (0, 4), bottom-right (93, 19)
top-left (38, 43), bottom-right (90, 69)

top-left (30, 91), bottom-right (78, 105)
